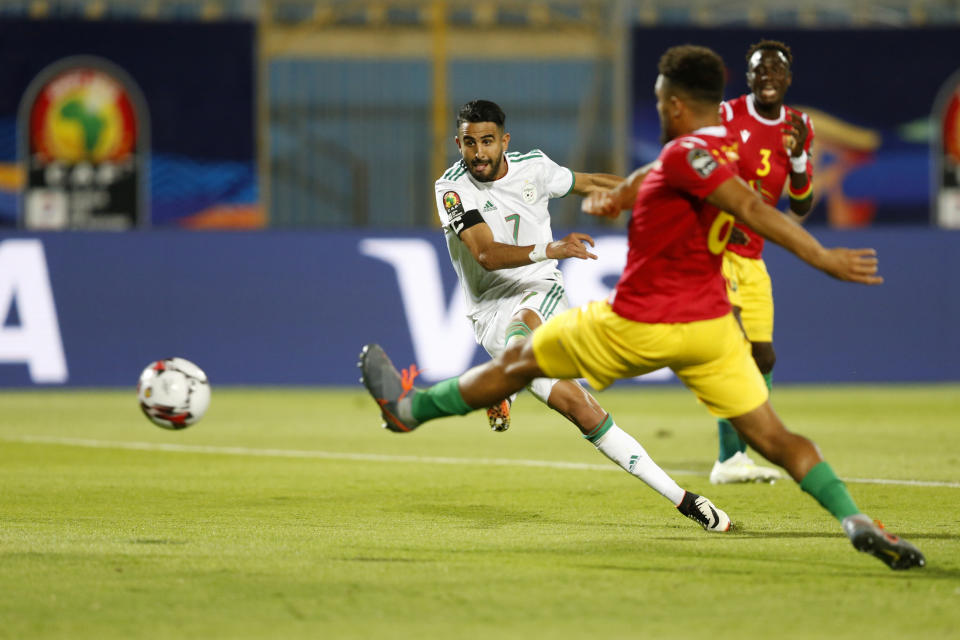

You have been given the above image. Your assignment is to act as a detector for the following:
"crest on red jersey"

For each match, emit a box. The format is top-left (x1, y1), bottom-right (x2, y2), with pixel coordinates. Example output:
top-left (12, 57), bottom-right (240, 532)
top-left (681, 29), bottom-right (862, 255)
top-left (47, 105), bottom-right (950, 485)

top-left (687, 148), bottom-right (718, 178)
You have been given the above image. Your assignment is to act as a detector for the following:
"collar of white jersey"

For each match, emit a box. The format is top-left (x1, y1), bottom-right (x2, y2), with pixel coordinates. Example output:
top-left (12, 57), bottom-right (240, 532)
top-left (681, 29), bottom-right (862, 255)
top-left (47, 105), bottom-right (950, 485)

top-left (746, 93), bottom-right (785, 125)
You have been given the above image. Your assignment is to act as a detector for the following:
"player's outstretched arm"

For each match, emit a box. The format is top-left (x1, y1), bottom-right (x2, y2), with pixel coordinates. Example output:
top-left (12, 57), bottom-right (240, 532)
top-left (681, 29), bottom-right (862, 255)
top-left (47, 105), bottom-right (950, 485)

top-left (571, 172), bottom-right (624, 196)
top-left (460, 222), bottom-right (597, 271)
top-left (706, 177), bottom-right (882, 285)
top-left (581, 162), bottom-right (657, 219)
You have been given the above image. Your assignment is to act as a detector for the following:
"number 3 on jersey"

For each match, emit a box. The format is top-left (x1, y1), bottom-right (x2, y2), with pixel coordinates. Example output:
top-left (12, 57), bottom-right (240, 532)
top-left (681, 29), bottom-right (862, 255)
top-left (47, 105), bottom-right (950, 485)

top-left (756, 148), bottom-right (772, 177)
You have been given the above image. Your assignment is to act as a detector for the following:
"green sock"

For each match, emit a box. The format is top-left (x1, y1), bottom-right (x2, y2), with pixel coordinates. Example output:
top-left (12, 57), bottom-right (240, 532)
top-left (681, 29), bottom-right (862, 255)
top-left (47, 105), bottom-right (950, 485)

top-left (411, 377), bottom-right (473, 421)
top-left (799, 461), bottom-right (860, 521)
top-left (717, 419), bottom-right (745, 461)
top-left (763, 371), bottom-right (773, 391)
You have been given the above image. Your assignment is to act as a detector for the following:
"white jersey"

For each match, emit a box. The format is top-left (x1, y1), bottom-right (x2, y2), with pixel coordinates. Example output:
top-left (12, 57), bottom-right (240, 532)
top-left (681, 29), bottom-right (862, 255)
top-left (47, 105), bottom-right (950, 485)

top-left (433, 149), bottom-right (575, 319)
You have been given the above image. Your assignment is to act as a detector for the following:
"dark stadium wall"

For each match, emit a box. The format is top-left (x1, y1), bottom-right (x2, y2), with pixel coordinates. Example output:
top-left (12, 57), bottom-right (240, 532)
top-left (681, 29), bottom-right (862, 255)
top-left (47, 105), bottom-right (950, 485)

top-left (631, 26), bottom-right (960, 226)
top-left (0, 229), bottom-right (956, 387)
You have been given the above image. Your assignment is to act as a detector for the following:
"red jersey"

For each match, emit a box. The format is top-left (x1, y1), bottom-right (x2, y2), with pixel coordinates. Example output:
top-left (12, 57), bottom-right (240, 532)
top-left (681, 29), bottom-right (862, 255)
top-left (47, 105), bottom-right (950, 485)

top-left (720, 94), bottom-right (814, 259)
top-left (611, 126), bottom-right (738, 324)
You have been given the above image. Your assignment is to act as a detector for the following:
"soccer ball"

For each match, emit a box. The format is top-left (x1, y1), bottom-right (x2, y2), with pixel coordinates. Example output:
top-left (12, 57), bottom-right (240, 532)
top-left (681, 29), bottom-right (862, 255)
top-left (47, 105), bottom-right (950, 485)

top-left (137, 357), bottom-right (211, 430)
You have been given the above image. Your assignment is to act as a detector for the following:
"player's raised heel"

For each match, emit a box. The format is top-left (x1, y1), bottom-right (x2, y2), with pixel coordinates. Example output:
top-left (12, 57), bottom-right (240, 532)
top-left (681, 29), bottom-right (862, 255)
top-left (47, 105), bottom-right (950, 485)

top-left (843, 514), bottom-right (926, 570)
top-left (357, 344), bottom-right (421, 433)
top-left (486, 397), bottom-right (512, 432)
top-left (709, 451), bottom-right (783, 484)
top-left (677, 491), bottom-right (732, 532)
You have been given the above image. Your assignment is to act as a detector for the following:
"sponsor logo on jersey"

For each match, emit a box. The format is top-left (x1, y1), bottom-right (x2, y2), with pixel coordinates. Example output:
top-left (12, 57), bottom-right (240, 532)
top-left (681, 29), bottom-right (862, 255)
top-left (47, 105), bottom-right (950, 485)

top-left (522, 181), bottom-right (537, 204)
top-left (740, 129), bottom-right (751, 143)
top-left (442, 191), bottom-right (464, 217)
top-left (687, 148), bottom-right (718, 178)
top-left (482, 200), bottom-right (497, 213)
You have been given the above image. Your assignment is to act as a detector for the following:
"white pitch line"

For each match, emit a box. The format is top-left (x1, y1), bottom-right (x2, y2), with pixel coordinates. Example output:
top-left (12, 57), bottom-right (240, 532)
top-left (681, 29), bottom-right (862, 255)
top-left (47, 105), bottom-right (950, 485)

top-left (5, 434), bottom-right (960, 489)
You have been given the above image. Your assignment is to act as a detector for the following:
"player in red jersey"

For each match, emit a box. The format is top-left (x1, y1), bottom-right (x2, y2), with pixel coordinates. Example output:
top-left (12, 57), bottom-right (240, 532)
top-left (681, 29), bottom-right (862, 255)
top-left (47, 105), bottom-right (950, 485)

top-left (709, 40), bottom-right (815, 484)
top-left (359, 45), bottom-right (925, 570)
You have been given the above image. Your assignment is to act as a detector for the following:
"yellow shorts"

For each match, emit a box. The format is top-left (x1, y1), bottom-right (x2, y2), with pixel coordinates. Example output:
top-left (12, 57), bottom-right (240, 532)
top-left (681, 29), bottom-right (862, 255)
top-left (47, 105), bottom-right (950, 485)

top-left (531, 301), bottom-right (769, 418)
top-left (722, 252), bottom-right (774, 342)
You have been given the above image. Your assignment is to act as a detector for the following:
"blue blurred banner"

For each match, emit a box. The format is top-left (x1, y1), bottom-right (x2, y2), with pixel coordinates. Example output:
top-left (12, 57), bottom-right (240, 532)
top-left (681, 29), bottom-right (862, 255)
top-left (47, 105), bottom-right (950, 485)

top-left (632, 27), bottom-right (960, 226)
top-left (0, 229), bottom-right (957, 387)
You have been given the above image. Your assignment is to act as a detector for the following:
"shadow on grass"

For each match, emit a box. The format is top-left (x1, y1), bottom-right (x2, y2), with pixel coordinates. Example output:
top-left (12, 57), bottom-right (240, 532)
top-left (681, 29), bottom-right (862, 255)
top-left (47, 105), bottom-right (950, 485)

top-left (408, 503), bottom-right (545, 529)
top-left (711, 530), bottom-right (959, 542)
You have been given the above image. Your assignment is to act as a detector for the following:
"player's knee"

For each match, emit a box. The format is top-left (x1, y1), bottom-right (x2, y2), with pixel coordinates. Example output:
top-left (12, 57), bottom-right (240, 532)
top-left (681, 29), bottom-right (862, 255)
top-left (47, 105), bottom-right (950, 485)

top-left (528, 377), bottom-right (557, 404)
top-left (501, 337), bottom-right (542, 381)
top-left (752, 342), bottom-right (776, 374)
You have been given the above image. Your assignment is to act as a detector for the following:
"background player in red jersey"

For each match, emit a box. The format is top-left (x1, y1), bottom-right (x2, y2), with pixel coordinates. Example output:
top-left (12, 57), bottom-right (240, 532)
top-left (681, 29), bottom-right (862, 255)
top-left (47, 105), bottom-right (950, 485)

top-left (709, 40), bottom-right (816, 484)
top-left (359, 45), bottom-right (925, 570)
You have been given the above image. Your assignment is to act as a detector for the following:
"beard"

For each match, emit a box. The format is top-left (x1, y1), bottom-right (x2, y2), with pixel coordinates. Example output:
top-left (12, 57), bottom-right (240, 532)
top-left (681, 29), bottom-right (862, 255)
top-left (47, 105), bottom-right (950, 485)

top-left (659, 122), bottom-right (673, 145)
top-left (467, 154), bottom-right (503, 182)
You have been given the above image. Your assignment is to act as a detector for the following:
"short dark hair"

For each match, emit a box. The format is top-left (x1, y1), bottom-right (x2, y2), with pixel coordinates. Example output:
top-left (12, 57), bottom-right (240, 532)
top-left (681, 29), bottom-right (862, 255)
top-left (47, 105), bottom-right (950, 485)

top-left (456, 100), bottom-right (506, 130)
top-left (746, 39), bottom-right (793, 67)
top-left (658, 45), bottom-right (726, 106)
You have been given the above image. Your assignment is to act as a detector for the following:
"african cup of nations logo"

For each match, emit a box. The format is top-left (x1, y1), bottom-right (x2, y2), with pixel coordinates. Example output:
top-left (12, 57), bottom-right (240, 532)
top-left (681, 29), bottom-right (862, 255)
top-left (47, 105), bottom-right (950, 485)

top-left (29, 67), bottom-right (136, 164)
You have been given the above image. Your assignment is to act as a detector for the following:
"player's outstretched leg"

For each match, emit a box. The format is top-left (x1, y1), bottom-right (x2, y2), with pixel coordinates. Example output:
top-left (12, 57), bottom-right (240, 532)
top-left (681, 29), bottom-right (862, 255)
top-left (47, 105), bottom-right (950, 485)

top-left (843, 515), bottom-right (926, 570)
top-left (359, 342), bottom-right (529, 432)
top-left (535, 379), bottom-right (734, 533)
top-left (676, 491), bottom-right (732, 532)
top-left (731, 402), bottom-right (925, 570)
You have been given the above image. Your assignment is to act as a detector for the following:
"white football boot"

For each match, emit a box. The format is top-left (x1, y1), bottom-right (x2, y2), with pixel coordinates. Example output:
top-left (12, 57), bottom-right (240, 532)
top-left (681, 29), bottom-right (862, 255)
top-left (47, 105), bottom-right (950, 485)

top-left (709, 451), bottom-right (783, 484)
top-left (677, 492), bottom-right (732, 532)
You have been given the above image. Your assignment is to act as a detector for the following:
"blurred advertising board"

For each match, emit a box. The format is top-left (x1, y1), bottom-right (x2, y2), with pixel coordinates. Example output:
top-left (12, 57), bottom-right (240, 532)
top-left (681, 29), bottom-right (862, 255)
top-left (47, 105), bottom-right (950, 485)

top-left (0, 230), bottom-right (957, 387)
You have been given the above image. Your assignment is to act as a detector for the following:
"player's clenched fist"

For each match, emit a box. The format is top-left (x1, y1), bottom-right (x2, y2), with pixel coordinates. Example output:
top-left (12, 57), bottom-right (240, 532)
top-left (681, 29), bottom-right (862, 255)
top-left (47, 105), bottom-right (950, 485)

top-left (581, 191), bottom-right (621, 219)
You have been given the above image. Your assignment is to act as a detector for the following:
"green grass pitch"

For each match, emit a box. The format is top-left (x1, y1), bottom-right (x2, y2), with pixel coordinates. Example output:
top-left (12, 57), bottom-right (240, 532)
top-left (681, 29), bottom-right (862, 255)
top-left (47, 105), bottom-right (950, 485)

top-left (2, 384), bottom-right (959, 639)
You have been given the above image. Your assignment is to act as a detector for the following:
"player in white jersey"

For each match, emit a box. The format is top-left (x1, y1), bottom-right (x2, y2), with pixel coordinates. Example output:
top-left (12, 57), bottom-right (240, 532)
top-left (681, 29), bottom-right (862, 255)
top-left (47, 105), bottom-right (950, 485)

top-left (421, 99), bottom-right (732, 532)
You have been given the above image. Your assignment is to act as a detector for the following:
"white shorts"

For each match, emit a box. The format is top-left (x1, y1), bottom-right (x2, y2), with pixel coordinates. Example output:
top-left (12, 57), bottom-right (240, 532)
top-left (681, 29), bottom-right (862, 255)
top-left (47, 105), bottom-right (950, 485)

top-left (471, 273), bottom-right (568, 403)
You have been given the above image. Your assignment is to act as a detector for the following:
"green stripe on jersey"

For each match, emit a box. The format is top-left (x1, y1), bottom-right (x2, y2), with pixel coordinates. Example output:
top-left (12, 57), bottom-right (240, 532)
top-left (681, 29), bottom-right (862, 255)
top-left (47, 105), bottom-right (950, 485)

top-left (509, 153), bottom-right (544, 163)
top-left (561, 168), bottom-right (576, 197)
top-left (442, 162), bottom-right (468, 181)
top-left (539, 283), bottom-right (563, 319)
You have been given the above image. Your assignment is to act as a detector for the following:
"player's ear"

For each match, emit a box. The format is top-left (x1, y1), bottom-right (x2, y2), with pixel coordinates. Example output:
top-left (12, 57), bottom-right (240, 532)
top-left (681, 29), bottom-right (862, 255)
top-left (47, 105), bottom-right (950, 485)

top-left (455, 136), bottom-right (462, 152)
top-left (670, 95), bottom-right (682, 118)
top-left (501, 131), bottom-right (510, 151)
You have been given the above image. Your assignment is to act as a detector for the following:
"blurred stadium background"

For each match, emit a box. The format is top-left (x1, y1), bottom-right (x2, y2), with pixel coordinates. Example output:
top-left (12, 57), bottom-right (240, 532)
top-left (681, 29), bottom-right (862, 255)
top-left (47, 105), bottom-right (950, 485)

top-left (0, 0), bottom-right (958, 388)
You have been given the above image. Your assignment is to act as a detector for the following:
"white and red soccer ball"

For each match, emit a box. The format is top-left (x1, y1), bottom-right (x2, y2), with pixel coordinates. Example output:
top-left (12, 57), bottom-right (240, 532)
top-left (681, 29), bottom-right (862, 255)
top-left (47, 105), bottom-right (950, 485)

top-left (137, 357), bottom-right (211, 429)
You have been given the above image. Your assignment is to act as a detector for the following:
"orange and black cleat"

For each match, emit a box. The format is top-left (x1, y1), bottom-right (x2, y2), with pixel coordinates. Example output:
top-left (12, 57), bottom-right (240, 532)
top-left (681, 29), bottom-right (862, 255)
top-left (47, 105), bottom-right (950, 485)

top-left (486, 397), bottom-right (512, 432)
top-left (358, 344), bottom-right (421, 433)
